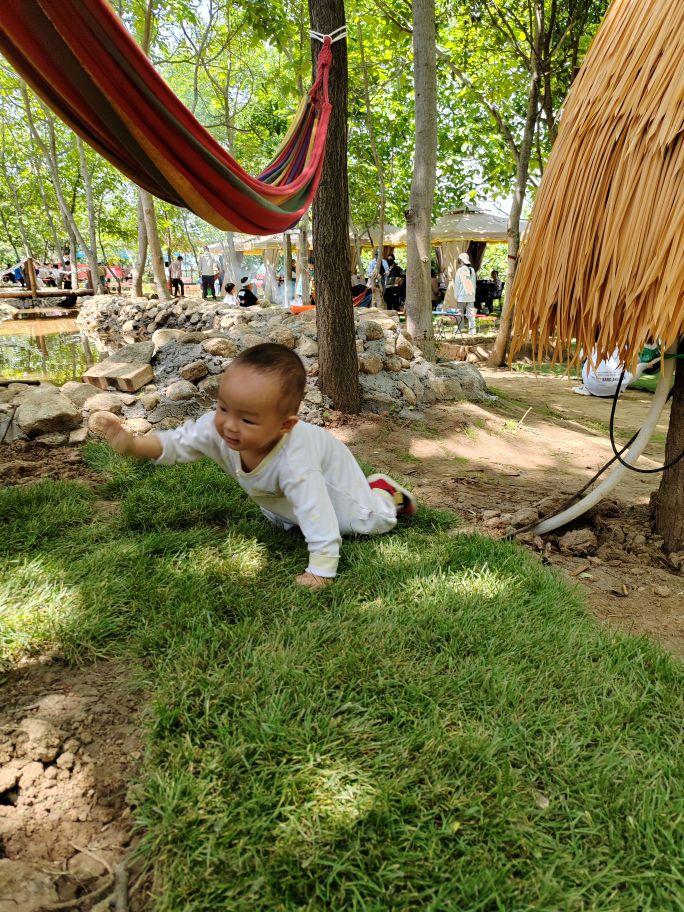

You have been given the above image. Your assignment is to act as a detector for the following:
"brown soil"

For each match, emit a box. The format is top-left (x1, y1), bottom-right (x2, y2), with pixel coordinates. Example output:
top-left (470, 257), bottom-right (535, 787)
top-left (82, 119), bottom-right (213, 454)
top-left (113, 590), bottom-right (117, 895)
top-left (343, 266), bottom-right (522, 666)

top-left (0, 657), bottom-right (150, 911)
top-left (1, 366), bottom-right (681, 909)
top-left (330, 367), bottom-right (684, 658)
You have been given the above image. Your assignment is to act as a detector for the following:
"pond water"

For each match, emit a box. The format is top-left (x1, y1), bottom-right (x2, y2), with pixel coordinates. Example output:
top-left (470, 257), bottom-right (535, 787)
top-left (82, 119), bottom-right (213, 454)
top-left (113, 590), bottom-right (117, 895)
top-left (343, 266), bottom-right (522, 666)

top-left (0, 318), bottom-right (101, 386)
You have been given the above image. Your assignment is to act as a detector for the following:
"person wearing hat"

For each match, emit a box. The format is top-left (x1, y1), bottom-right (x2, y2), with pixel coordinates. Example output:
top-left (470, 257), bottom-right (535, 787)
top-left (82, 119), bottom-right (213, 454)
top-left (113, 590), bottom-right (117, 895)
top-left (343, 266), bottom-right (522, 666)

top-left (237, 276), bottom-right (259, 308)
top-left (455, 252), bottom-right (477, 334)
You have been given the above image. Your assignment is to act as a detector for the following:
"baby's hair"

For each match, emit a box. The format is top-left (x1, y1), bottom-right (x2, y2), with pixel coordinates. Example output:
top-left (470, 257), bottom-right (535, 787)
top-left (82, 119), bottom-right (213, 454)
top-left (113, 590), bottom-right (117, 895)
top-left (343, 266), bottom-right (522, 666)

top-left (226, 282), bottom-right (235, 293)
top-left (231, 343), bottom-right (306, 414)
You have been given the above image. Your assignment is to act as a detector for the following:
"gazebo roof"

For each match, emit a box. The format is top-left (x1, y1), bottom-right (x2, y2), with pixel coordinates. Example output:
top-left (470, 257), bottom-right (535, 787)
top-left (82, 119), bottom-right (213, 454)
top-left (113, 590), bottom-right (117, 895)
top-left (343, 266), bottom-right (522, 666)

top-left (386, 207), bottom-right (519, 247)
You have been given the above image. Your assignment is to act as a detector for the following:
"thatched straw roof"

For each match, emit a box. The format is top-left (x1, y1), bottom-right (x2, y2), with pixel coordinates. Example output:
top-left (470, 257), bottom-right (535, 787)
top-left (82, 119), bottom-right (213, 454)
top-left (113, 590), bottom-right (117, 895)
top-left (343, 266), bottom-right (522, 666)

top-left (510, 0), bottom-right (684, 369)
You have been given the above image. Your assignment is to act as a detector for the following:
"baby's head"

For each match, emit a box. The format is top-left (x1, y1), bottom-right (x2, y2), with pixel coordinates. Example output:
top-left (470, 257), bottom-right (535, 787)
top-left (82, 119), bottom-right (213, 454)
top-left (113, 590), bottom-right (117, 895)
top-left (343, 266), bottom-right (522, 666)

top-left (215, 343), bottom-right (306, 455)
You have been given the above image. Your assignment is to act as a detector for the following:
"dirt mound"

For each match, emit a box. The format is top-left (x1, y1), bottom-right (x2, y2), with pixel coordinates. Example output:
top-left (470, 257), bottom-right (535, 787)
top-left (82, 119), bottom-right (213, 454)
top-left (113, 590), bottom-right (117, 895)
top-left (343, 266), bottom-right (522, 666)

top-left (0, 657), bottom-right (148, 910)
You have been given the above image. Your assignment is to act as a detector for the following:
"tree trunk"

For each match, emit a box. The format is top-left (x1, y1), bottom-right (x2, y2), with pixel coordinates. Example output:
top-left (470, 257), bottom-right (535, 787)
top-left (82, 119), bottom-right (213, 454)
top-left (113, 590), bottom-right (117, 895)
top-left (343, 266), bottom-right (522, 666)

top-left (132, 192), bottom-right (147, 297)
top-left (357, 22), bottom-right (386, 309)
top-left (140, 189), bottom-right (171, 300)
top-left (299, 213), bottom-right (311, 303)
top-left (655, 352), bottom-right (684, 551)
top-left (405, 0), bottom-right (437, 361)
top-left (488, 69), bottom-right (540, 367)
top-left (308, 0), bottom-right (360, 412)
top-left (76, 137), bottom-right (102, 294)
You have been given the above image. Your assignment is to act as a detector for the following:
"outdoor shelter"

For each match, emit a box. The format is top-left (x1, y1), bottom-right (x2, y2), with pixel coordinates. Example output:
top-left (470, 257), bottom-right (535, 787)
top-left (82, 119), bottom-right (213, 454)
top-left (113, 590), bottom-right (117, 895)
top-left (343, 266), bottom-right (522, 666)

top-left (506, 0), bottom-right (684, 542)
top-left (387, 207), bottom-right (518, 310)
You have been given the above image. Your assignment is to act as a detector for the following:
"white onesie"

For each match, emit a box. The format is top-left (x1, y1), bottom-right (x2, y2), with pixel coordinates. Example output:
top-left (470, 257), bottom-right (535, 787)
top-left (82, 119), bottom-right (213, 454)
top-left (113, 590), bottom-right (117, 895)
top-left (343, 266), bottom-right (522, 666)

top-left (155, 413), bottom-right (397, 577)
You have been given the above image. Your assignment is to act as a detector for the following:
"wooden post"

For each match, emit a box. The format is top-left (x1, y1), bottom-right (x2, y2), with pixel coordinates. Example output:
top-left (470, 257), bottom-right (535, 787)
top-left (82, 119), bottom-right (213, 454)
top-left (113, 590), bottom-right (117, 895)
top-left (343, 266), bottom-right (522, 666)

top-left (24, 258), bottom-right (38, 300)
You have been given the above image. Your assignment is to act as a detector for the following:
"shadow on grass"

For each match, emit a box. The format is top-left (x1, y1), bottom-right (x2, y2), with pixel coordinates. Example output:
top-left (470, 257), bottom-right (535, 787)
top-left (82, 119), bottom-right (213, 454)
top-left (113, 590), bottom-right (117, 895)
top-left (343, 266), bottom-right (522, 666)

top-left (1, 445), bottom-right (683, 910)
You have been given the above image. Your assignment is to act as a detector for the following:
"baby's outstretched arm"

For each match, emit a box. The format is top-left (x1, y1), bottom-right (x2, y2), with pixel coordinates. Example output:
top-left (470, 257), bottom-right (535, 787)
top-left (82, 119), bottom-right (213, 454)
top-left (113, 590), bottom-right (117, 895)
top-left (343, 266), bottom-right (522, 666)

top-left (99, 413), bottom-right (163, 461)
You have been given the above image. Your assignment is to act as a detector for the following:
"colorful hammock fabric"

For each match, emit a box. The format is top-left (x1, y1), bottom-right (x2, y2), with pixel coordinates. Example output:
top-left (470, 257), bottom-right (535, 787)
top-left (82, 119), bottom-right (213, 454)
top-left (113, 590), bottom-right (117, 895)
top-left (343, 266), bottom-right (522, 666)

top-left (0, 0), bottom-right (333, 234)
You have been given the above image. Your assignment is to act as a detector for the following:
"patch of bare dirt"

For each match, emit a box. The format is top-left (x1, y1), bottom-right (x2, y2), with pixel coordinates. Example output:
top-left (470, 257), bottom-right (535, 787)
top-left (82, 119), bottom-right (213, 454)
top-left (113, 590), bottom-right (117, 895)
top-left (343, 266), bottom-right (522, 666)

top-left (330, 369), bottom-right (684, 658)
top-left (0, 657), bottom-right (149, 911)
top-left (0, 442), bottom-right (103, 488)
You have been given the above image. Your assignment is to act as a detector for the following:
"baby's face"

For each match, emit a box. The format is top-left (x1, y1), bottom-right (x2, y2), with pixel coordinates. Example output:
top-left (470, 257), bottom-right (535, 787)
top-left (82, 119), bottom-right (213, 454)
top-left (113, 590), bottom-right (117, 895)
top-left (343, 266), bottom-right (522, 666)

top-left (215, 365), bottom-right (292, 456)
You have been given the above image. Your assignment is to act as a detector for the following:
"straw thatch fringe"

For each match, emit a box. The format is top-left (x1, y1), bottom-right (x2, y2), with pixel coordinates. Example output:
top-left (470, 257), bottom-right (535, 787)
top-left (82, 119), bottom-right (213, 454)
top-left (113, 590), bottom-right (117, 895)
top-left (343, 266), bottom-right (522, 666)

top-left (510, 0), bottom-right (684, 370)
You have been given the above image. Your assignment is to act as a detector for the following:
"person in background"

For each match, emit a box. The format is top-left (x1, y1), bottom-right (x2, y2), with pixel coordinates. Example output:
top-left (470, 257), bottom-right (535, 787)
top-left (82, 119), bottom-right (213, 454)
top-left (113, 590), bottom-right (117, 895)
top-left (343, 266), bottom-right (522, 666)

top-left (368, 250), bottom-right (389, 289)
top-left (199, 246), bottom-right (218, 299)
top-left (170, 255), bottom-right (184, 297)
top-left (430, 268), bottom-right (440, 307)
top-left (352, 275), bottom-right (373, 308)
top-left (491, 269), bottom-right (502, 295)
top-left (223, 281), bottom-right (238, 306)
top-left (455, 252), bottom-right (477, 334)
top-left (238, 276), bottom-right (259, 307)
top-left (51, 263), bottom-right (63, 288)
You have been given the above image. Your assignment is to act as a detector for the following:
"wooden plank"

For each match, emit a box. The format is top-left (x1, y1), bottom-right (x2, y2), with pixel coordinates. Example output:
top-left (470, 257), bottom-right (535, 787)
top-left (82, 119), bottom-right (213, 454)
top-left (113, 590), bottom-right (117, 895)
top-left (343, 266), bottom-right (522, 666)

top-left (83, 361), bottom-right (153, 392)
top-left (0, 288), bottom-right (93, 299)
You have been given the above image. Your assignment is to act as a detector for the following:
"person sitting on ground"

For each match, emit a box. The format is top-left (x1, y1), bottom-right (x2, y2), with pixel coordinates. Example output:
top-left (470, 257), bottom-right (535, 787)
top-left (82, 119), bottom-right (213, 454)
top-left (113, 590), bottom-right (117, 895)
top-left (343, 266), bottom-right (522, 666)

top-left (223, 281), bottom-right (238, 306)
top-left (573, 346), bottom-right (657, 397)
top-left (99, 343), bottom-right (416, 590)
top-left (351, 275), bottom-right (373, 308)
top-left (237, 277), bottom-right (259, 307)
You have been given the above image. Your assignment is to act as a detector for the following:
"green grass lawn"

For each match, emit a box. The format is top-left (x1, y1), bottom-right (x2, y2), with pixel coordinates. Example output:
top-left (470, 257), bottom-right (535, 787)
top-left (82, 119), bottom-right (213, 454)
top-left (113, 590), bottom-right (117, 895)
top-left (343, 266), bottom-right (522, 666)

top-left (2, 446), bottom-right (683, 910)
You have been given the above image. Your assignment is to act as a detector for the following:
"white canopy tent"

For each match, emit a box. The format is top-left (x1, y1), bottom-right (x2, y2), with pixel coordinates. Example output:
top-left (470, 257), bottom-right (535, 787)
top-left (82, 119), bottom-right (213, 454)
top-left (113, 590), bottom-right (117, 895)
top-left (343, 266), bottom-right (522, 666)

top-left (386, 207), bottom-right (526, 311)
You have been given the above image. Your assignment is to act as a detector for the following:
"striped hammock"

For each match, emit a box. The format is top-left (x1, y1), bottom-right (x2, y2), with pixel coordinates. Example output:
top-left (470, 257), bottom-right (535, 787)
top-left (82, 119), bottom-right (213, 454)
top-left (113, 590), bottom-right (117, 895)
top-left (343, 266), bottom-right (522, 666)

top-left (0, 0), bottom-right (333, 234)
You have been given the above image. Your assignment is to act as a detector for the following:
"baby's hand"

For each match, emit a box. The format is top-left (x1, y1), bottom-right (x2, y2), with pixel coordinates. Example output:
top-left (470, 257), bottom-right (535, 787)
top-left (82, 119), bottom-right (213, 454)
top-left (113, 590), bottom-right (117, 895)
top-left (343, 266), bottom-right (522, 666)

top-left (296, 572), bottom-right (333, 590)
top-left (99, 413), bottom-right (134, 455)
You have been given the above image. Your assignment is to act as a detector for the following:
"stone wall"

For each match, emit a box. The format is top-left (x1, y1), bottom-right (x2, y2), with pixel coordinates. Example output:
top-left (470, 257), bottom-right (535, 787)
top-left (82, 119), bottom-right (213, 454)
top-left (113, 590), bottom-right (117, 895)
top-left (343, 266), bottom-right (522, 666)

top-left (0, 297), bottom-right (493, 446)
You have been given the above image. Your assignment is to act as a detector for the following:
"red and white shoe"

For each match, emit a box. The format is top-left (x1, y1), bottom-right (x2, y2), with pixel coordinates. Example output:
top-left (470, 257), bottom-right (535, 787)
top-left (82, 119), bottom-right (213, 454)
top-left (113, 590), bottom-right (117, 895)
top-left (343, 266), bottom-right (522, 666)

top-left (367, 473), bottom-right (417, 518)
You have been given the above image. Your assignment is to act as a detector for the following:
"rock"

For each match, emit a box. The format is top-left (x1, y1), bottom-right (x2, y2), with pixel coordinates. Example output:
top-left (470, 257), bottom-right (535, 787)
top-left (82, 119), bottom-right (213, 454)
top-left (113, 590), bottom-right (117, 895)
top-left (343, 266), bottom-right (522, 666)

top-left (396, 334), bottom-right (416, 360)
top-left (180, 331), bottom-right (211, 344)
top-left (397, 381), bottom-right (417, 406)
top-left (142, 392), bottom-right (160, 411)
top-left (61, 381), bottom-right (100, 407)
top-left (124, 417), bottom-right (152, 434)
top-left (510, 507), bottom-right (540, 528)
top-left (69, 427), bottom-right (88, 444)
top-left (82, 392), bottom-right (126, 414)
top-left (0, 859), bottom-right (59, 912)
top-left (152, 328), bottom-right (187, 353)
top-left (0, 388), bottom-right (16, 404)
top-left (202, 337), bottom-right (237, 358)
top-left (652, 585), bottom-right (671, 598)
top-left (166, 380), bottom-right (197, 401)
top-left (88, 410), bottom-right (119, 436)
top-left (19, 761), bottom-right (44, 789)
top-left (180, 360), bottom-right (209, 382)
top-left (432, 377), bottom-right (462, 400)
top-left (34, 432), bottom-right (69, 446)
top-left (0, 766), bottom-right (19, 793)
top-left (383, 355), bottom-right (402, 372)
top-left (68, 851), bottom-right (108, 880)
top-left (107, 341), bottom-right (154, 364)
top-left (305, 388), bottom-right (323, 405)
top-left (359, 352), bottom-right (384, 375)
top-left (122, 319), bottom-right (137, 333)
top-left (558, 528), bottom-right (598, 556)
top-left (15, 389), bottom-right (81, 438)
top-left (355, 339), bottom-right (364, 354)
top-left (361, 320), bottom-right (384, 341)
top-left (18, 718), bottom-right (62, 763)
top-left (296, 337), bottom-right (319, 358)
top-left (198, 375), bottom-right (221, 398)
top-left (237, 332), bottom-right (265, 350)
top-left (267, 326), bottom-right (296, 349)
top-left (56, 751), bottom-right (76, 770)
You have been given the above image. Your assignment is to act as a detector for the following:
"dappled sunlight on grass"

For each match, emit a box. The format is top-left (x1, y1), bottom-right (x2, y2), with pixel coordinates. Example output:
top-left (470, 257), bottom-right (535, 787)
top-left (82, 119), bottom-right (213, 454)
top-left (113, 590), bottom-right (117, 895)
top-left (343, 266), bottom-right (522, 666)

top-left (2, 451), bottom-right (684, 909)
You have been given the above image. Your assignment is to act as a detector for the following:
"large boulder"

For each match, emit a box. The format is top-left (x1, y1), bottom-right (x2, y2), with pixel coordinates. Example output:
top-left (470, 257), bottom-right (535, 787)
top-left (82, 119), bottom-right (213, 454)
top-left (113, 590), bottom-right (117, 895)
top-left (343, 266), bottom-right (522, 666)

top-left (15, 388), bottom-right (81, 438)
top-left (107, 340), bottom-right (154, 364)
top-left (60, 381), bottom-right (100, 408)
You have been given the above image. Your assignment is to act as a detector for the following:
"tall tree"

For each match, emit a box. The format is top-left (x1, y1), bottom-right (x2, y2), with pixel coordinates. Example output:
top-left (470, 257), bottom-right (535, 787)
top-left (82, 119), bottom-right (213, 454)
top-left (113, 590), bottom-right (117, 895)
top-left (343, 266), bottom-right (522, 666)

top-left (405, 0), bottom-right (437, 360)
top-left (655, 353), bottom-right (684, 551)
top-left (308, 1), bottom-right (360, 413)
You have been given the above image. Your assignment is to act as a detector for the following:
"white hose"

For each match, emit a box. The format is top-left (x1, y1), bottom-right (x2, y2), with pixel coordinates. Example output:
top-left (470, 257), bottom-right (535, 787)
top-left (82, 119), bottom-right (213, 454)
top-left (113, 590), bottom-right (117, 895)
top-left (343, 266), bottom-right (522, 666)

top-left (532, 348), bottom-right (676, 535)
